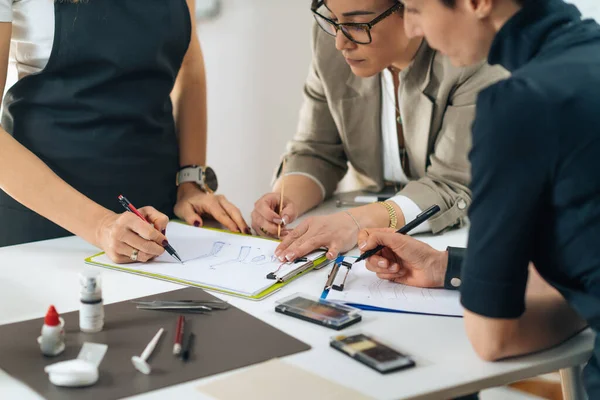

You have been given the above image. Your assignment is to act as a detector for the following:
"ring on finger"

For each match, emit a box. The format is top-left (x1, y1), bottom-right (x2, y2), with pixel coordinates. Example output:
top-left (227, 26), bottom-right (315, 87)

top-left (130, 248), bottom-right (139, 262)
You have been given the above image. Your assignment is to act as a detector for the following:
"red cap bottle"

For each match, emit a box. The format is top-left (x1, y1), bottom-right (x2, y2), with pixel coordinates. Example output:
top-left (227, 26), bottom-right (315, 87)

top-left (44, 305), bottom-right (60, 326)
top-left (39, 305), bottom-right (65, 356)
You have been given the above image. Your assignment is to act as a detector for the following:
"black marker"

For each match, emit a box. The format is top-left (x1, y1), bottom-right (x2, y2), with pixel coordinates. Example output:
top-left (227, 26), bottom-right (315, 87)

top-left (182, 332), bottom-right (195, 362)
top-left (354, 205), bottom-right (441, 264)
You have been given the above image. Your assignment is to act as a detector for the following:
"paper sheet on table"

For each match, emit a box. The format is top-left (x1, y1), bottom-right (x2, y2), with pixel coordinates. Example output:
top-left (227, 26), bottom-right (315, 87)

top-left (90, 222), bottom-right (325, 297)
top-left (326, 261), bottom-right (463, 317)
top-left (197, 359), bottom-right (373, 400)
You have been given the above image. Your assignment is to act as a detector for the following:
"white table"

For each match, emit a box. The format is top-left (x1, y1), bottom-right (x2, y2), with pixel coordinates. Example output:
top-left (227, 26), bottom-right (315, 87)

top-left (0, 202), bottom-right (594, 400)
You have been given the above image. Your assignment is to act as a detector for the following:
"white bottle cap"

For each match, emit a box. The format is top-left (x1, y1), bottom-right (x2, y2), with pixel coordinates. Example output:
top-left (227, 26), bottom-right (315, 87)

top-left (79, 270), bottom-right (102, 302)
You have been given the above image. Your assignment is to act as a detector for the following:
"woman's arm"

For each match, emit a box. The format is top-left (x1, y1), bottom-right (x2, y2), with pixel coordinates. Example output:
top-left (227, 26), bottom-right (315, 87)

top-left (0, 23), bottom-right (109, 246)
top-left (170, 0), bottom-right (248, 233)
top-left (399, 62), bottom-right (509, 234)
top-left (276, 23), bottom-right (350, 209)
top-left (0, 23), bottom-right (168, 262)
top-left (272, 175), bottom-right (322, 217)
top-left (251, 23), bottom-right (350, 237)
top-left (464, 265), bottom-right (587, 361)
top-left (171, 0), bottom-right (207, 168)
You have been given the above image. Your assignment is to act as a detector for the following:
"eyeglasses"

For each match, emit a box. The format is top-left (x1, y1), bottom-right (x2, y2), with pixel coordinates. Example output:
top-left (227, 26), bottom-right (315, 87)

top-left (311, 1), bottom-right (404, 45)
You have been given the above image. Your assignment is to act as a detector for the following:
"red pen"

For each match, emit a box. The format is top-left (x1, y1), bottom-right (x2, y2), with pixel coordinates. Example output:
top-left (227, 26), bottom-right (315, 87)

top-left (173, 315), bottom-right (185, 356)
top-left (117, 194), bottom-right (183, 263)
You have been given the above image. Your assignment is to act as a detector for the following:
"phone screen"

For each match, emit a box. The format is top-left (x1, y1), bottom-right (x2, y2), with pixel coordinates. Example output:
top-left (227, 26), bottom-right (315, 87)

top-left (283, 297), bottom-right (348, 321)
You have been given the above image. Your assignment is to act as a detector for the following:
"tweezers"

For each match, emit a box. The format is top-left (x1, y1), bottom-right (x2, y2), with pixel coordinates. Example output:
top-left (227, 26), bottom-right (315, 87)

top-left (132, 300), bottom-right (230, 311)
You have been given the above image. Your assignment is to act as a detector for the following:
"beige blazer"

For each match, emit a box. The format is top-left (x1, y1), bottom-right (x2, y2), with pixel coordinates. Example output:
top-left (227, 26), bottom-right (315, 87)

top-left (280, 24), bottom-right (508, 233)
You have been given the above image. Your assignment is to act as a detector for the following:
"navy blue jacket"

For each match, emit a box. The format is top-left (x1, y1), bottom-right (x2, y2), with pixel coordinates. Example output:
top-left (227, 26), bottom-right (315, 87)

top-left (458, 0), bottom-right (600, 395)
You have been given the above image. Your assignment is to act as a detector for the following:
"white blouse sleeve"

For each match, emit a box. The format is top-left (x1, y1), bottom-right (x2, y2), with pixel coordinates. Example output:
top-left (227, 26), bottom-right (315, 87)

top-left (0, 0), bottom-right (12, 22)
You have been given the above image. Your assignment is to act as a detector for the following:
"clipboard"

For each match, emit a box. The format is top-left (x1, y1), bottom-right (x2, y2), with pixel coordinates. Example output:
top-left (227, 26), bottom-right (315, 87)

top-left (85, 222), bottom-right (331, 301)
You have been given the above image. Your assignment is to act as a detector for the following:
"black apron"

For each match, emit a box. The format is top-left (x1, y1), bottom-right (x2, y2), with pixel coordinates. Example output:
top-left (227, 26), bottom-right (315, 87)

top-left (0, 0), bottom-right (191, 246)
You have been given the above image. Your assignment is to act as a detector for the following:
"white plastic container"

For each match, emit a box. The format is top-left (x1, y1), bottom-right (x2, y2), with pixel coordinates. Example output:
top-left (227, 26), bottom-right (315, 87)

top-left (79, 271), bottom-right (104, 333)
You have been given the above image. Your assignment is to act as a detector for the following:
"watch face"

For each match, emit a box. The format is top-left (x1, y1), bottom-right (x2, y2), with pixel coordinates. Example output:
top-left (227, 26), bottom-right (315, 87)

top-left (204, 167), bottom-right (218, 192)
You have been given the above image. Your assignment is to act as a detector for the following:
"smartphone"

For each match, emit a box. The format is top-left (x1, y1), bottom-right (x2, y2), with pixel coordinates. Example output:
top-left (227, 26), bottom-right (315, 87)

top-left (330, 334), bottom-right (415, 374)
top-left (275, 294), bottom-right (362, 330)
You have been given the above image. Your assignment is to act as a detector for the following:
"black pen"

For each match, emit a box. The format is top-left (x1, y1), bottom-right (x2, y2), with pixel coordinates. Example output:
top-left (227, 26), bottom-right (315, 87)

top-left (117, 195), bottom-right (183, 264)
top-left (354, 205), bottom-right (441, 264)
top-left (182, 332), bottom-right (195, 362)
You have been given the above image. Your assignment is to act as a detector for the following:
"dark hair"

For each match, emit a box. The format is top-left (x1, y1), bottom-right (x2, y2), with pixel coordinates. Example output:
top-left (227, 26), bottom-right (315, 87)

top-left (313, 0), bottom-right (402, 8)
top-left (440, 0), bottom-right (527, 7)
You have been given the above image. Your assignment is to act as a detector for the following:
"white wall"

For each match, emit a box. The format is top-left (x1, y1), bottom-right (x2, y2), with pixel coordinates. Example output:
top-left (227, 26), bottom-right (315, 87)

top-left (198, 1), bottom-right (313, 216)
top-left (569, 0), bottom-right (600, 21)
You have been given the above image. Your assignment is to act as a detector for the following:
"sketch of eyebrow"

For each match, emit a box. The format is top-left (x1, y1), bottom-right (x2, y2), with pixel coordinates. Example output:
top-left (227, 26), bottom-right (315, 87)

top-left (210, 245), bottom-right (251, 269)
top-left (250, 251), bottom-right (278, 265)
top-left (184, 241), bottom-right (226, 263)
top-left (204, 241), bottom-right (226, 258)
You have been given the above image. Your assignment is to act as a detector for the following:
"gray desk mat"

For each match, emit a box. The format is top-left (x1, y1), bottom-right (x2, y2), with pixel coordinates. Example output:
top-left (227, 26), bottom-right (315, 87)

top-left (0, 287), bottom-right (310, 400)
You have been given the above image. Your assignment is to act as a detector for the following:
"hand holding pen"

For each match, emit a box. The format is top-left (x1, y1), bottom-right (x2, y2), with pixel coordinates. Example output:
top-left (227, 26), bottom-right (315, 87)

top-left (356, 216), bottom-right (448, 288)
top-left (95, 201), bottom-right (173, 264)
top-left (354, 205), bottom-right (441, 264)
top-left (101, 195), bottom-right (183, 264)
top-left (320, 205), bottom-right (441, 297)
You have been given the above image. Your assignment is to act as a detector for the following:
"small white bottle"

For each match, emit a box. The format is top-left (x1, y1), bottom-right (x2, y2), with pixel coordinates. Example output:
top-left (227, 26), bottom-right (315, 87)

top-left (39, 305), bottom-right (66, 356)
top-left (79, 271), bottom-right (104, 333)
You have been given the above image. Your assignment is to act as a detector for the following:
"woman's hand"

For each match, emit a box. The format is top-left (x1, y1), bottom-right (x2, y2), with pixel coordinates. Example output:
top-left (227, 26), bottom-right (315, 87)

top-left (251, 192), bottom-right (298, 237)
top-left (96, 206), bottom-right (169, 264)
top-left (358, 228), bottom-right (448, 288)
top-left (274, 212), bottom-right (360, 261)
top-left (174, 183), bottom-right (249, 233)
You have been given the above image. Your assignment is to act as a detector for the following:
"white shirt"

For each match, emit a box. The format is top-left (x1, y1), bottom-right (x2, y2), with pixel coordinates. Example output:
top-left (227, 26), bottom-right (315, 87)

top-left (378, 69), bottom-right (430, 234)
top-left (0, 0), bottom-right (55, 82)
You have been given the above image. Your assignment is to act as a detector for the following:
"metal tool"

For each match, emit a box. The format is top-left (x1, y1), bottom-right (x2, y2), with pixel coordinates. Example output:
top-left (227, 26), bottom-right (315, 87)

top-left (132, 300), bottom-right (230, 312)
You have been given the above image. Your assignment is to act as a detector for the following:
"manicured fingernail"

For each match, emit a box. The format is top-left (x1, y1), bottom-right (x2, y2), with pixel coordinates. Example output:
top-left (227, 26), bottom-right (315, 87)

top-left (359, 242), bottom-right (367, 249)
top-left (278, 255), bottom-right (285, 262)
top-left (378, 260), bottom-right (386, 268)
top-left (162, 240), bottom-right (169, 246)
top-left (273, 218), bottom-right (282, 225)
top-left (282, 216), bottom-right (289, 225)
top-left (285, 253), bottom-right (295, 261)
top-left (161, 229), bottom-right (166, 235)
top-left (396, 270), bottom-right (406, 277)
top-left (390, 265), bottom-right (399, 273)
top-left (194, 221), bottom-right (200, 227)
top-left (274, 250), bottom-right (281, 257)
top-left (327, 252), bottom-right (334, 259)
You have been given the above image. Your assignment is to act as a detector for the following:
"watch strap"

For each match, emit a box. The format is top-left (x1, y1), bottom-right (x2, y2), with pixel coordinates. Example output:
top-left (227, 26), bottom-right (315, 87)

top-left (177, 166), bottom-right (203, 185)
